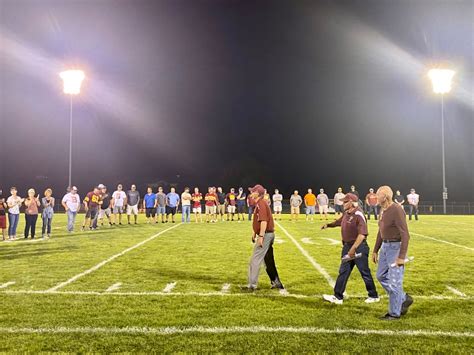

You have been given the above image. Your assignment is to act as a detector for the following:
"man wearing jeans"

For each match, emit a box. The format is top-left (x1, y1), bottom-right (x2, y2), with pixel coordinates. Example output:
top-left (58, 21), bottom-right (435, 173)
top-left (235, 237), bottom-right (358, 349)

top-left (61, 186), bottom-right (81, 232)
top-left (321, 193), bottom-right (379, 305)
top-left (241, 184), bottom-right (284, 292)
top-left (181, 187), bottom-right (192, 223)
top-left (373, 186), bottom-right (413, 320)
top-left (365, 188), bottom-right (379, 220)
top-left (407, 188), bottom-right (420, 221)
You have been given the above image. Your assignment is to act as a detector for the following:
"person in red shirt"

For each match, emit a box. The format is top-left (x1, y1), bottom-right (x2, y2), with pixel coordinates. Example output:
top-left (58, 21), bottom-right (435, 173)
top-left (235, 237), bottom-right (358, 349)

top-left (192, 187), bottom-right (203, 223)
top-left (226, 188), bottom-right (237, 221)
top-left (204, 187), bottom-right (218, 223)
top-left (241, 184), bottom-right (284, 292)
top-left (321, 193), bottom-right (379, 305)
top-left (365, 188), bottom-right (379, 220)
top-left (247, 190), bottom-right (256, 222)
top-left (82, 187), bottom-right (102, 231)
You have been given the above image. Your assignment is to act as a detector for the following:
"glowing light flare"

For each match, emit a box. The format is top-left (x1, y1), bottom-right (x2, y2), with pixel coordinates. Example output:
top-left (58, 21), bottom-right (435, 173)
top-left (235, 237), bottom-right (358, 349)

top-left (60, 70), bottom-right (85, 95)
top-left (428, 69), bottom-right (455, 94)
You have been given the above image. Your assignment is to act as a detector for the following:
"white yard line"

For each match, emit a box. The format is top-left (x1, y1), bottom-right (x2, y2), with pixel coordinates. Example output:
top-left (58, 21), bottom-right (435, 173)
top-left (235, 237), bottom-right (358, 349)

top-left (105, 283), bottom-right (122, 292)
top-left (323, 238), bottom-right (340, 246)
top-left (162, 282), bottom-right (177, 293)
top-left (46, 223), bottom-right (181, 292)
top-left (446, 286), bottom-right (467, 297)
top-left (1, 289), bottom-right (471, 300)
top-left (0, 281), bottom-right (15, 289)
top-left (221, 283), bottom-right (231, 293)
top-left (0, 326), bottom-right (471, 337)
top-left (276, 221), bottom-right (335, 288)
top-left (366, 221), bottom-right (473, 251)
top-left (411, 232), bottom-right (474, 252)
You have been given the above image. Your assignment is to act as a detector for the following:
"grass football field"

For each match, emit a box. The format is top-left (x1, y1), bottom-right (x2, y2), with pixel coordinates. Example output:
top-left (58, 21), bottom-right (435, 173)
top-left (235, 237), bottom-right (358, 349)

top-left (0, 213), bottom-right (472, 352)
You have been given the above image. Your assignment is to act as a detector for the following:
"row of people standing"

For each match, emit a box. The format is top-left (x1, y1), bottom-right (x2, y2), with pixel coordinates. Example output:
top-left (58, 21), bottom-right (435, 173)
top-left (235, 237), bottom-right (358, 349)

top-left (0, 187), bottom-right (55, 240)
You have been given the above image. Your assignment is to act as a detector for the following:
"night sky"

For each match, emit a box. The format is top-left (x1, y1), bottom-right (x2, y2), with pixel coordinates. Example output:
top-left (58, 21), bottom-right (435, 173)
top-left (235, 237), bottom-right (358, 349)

top-left (1, 0), bottom-right (473, 201)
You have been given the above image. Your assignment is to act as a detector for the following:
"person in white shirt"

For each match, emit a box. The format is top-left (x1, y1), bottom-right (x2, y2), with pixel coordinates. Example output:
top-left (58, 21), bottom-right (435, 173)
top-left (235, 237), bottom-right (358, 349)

top-left (272, 189), bottom-right (283, 221)
top-left (181, 187), bottom-right (192, 223)
top-left (111, 184), bottom-right (127, 225)
top-left (333, 187), bottom-right (345, 217)
top-left (406, 188), bottom-right (420, 221)
top-left (317, 188), bottom-right (329, 220)
top-left (7, 187), bottom-right (24, 240)
top-left (61, 186), bottom-right (81, 232)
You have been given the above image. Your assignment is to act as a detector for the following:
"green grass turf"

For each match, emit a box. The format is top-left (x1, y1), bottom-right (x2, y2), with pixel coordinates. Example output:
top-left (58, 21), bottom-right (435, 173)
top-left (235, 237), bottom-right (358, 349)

top-left (0, 213), bottom-right (472, 352)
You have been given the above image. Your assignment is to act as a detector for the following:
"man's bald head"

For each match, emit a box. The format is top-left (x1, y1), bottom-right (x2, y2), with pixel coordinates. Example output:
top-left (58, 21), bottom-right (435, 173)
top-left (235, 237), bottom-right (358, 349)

top-left (376, 185), bottom-right (393, 206)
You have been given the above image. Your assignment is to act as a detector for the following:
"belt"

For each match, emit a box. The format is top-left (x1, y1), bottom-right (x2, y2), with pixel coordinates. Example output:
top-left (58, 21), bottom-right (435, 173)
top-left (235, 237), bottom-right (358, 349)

top-left (383, 239), bottom-right (401, 243)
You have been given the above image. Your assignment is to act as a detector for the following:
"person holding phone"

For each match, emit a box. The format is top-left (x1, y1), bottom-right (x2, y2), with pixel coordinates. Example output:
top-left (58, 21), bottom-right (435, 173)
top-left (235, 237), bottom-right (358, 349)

top-left (321, 193), bottom-right (379, 305)
top-left (41, 188), bottom-right (55, 238)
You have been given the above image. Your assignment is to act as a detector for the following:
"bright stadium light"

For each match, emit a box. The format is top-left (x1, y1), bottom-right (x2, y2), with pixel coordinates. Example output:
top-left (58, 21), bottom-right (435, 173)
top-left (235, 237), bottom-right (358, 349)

top-left (60, 69), bottom-right (85, 95)
top-left (428, 69), bottom-right (455, 94)
top-left (428, 68), bottom-right (455, 214)
top-left (60, 69), bottom-right (85, 188)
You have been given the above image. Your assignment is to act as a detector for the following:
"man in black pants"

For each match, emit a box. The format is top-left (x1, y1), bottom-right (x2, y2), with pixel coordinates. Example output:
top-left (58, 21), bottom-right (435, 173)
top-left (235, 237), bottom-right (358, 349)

top-left (321, 193), bottom-right (379, 304)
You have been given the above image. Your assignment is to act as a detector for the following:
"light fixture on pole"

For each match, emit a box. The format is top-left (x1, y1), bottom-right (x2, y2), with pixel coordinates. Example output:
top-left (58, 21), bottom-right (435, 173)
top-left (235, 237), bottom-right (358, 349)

top-left (428, 68), bottom-right (455, 214)
top-left (59, 69), bottom-right (85, 189)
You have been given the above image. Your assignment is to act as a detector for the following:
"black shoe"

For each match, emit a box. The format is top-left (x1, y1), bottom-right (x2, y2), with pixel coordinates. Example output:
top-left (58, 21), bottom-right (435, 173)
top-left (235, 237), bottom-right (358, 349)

top-left (379, 313), bottom-right (400, 321)
top-left (270, 278), bottom-right (284, 290)
top-left (401, 294), bottom-right (413, 315)
top-left (239, 285), bottom-right (256, 293)
top-left (271, 282), bottom-right (285, 290)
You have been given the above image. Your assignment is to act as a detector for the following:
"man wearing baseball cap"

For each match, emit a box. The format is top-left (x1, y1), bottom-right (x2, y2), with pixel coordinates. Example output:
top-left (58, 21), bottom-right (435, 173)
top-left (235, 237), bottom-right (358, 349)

top-left (241, 184), bottom-right (284, 292)
top-left (321, 192), bottom-right (379, 304)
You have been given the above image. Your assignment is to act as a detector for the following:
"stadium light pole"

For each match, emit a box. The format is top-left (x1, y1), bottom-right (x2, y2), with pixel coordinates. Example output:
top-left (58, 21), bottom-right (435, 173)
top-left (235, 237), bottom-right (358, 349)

top-left (59, 70), bottom-right (85, 189)
top-left (428, 68), bottom-right (455, 215)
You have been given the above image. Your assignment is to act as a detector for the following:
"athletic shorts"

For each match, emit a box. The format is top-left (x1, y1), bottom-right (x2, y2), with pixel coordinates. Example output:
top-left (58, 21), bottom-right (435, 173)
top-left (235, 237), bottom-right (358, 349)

top-left (237, 204), bottom-right (245, 213)
top-left (145, 208), bottom-right (156, 218)
top-left (0, 215), bottom-right (6, 229)
top-left (273, 205), bottom-right (282, 213)
top-left (166, 206), bottom-right (177, 215)
top-left (319, 205), bottom-right (329, 213)
top-left (193, 207), bottom-right (202, 213)
top-left (227, 205), bottom-right (236, 213)
top-left (156, 206), bottom-right (166, 215)
top-left (306, 206), bottom-right (316, 215)
top-left (127, 205), bottom-right (139, 215)
top-left (206, 205), bottom-right (217, 214)
top-left (217, 204), bottom-right (226, 215)
top-left (86, 208), bottom-right (99, 219)
top-left (113, 206), bottom-right (123, 214)
top-left (291, 206), bottom-right (300, 214)
top-left (335, 204), bottom-right (344, 213)
top-left (99, 208), bottom-right (111, 219)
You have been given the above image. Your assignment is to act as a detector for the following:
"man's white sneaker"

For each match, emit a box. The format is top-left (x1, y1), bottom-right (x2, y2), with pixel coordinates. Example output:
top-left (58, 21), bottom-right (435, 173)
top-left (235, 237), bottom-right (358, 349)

top-left (365, 297), bottom-right (380, 304)
top-left (323, 294), bottom-right (343, 305)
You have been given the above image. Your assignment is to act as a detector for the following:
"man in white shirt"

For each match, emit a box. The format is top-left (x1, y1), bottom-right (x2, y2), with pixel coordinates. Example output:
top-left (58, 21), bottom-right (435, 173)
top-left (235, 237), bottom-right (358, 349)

top-left (272, 189), bottom-right (283, 221)
top-left (111, 184), bottom-right (127, 225)
top-left (334, 187), bottom-right (345, 217)
top-left (407, 188), bottom-right (420, 221)
top-left (181, 187), bottom-right (192, 223)
top-left (61, 186), bottom-right (81, 232)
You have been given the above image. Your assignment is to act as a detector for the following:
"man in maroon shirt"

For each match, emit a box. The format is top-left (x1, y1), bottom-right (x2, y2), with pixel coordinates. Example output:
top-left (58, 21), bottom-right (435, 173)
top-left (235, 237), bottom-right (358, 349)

top-left (241, 184), bottom-right (284, 292)
top-left (321, 193), bottom-right (379, 304)
top-left (365, 188), bottom-right (379, 220)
